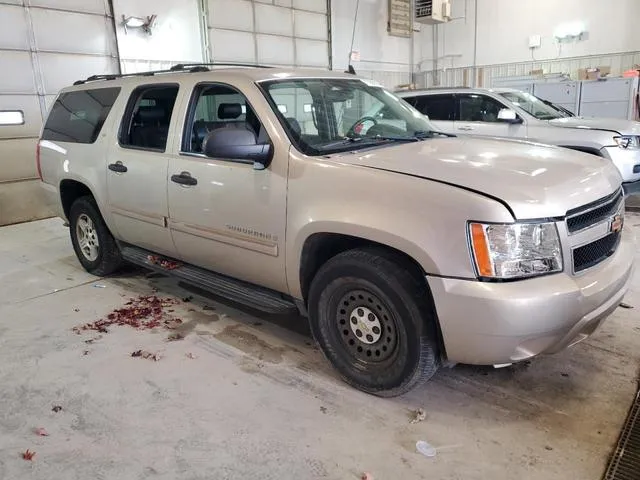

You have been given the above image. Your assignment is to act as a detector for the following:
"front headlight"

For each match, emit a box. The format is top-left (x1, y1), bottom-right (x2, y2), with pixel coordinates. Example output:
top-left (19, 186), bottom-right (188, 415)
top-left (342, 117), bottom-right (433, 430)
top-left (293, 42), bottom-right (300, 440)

top-left (613, 135), bottom-right (640, 149)
top-left (468, 222), bottom-right (563, 280)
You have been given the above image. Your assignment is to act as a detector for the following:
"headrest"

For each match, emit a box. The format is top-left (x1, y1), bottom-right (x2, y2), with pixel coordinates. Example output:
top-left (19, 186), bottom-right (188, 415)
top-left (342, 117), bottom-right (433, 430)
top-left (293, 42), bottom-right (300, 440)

top-left (135, 107), bottom-right (165, 122)
top-left (218, 103), bottom-right (243, 120)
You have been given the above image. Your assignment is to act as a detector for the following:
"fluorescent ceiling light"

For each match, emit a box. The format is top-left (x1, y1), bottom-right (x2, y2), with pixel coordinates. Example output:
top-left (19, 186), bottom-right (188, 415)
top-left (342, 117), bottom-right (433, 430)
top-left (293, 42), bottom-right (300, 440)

top-left (0, 110), bottom-right (24, 125)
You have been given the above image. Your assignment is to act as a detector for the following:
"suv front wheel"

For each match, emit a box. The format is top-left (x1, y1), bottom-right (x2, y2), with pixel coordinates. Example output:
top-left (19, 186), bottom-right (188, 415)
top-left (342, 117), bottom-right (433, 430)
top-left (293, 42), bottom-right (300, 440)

top-left (69, 196), bottom-right (122, 276)
top-left (308, 248), bottom-right (440, 397)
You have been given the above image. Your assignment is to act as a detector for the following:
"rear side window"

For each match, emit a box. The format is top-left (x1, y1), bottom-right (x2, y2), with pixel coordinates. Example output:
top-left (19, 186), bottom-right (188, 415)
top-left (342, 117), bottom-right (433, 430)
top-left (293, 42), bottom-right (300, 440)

top-left (119, 84), bottom-right (179, 152)
top-left (42, 88), bottom-right (120, 143)
top-left (407, 94), bottom-right (454, 121)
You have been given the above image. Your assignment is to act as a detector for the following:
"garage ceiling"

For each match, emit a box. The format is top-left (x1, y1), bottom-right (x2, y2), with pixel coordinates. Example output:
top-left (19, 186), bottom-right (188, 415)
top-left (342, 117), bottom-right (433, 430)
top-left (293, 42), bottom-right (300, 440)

top-left (206, 0), bottom-right (330, 68)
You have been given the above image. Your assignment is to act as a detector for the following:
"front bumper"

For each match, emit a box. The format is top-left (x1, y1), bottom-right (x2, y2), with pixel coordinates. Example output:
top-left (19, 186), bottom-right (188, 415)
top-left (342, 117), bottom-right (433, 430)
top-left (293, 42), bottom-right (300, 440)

top-left (602, 146), bottom-right (640, 185)
top-left (427, 229), bottom-right (636, 365)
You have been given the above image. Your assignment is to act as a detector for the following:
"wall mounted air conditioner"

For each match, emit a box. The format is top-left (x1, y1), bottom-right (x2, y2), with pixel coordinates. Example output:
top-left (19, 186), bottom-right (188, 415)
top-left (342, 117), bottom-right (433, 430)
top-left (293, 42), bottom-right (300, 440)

top-left (415, 0), bottom-right (451, 24)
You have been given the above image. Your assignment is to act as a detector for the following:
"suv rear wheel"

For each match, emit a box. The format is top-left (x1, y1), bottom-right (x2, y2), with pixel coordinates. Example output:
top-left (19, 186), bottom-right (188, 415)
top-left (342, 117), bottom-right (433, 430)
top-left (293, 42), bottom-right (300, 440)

top-left (308, 248), bottom-right (440, 397)
top-left (69, 196), bottom-right (122, 276)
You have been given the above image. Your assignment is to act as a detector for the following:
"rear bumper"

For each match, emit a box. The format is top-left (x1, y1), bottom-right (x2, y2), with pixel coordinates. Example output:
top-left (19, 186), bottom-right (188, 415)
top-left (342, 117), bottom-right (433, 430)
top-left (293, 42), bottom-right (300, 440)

top-left (427, 229), bottom-right (636, 365)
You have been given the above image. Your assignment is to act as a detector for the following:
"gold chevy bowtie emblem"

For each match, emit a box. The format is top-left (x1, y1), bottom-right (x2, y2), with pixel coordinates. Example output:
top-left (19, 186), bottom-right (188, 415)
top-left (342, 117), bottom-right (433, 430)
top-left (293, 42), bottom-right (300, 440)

top-left (610, 214), bottom-right (624, 233)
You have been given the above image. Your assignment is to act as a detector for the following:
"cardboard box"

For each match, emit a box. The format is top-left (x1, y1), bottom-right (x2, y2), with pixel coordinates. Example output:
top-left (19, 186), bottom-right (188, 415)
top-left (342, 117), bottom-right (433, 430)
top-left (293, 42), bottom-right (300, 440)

top-left (578, 66), bottom-right (611, 80)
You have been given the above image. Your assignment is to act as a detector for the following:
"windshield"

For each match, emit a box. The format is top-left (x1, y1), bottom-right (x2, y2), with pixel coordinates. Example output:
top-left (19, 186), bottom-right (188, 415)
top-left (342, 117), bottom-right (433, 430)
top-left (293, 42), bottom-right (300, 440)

top-left (261, 78), bottom-right (434, 156)
top-left (499, 91), bottom-right (566, 120)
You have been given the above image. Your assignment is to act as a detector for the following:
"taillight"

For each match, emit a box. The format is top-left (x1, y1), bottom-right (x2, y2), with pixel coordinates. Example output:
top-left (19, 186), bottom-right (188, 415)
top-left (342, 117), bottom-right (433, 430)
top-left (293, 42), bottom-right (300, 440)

top-left (36, 141), bottom-right (42, 180)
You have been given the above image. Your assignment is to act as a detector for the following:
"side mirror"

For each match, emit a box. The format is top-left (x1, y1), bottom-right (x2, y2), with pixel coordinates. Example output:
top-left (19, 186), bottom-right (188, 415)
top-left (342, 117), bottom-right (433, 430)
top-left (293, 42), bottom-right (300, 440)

top-left (203, 128), bottom-right (273, 169)
top-left (497, 108), bottom-right (522, 124)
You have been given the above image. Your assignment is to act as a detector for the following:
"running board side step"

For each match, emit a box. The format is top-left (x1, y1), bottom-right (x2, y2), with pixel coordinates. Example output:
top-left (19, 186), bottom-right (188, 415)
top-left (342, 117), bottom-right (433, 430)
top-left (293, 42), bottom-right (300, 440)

top-left (120, 244), bottom-right (298, 315)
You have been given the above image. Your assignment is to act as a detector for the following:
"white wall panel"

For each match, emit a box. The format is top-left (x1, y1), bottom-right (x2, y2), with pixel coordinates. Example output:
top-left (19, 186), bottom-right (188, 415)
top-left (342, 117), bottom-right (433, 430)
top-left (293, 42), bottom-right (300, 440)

top-left (294, 10), bottom-right (326, 40)
top-left (208, 0), bottom-right (253, 31)
top-left (0, 51), bottom-right (36, 94)
top-left (29, 0), bottom-right (108, 15)
top-left (295, 39), bottom-right (327, 67)
top-left (210, 29), bottom-right (256, 63)
top-left (0, 0), bottom-right (23, 4)
top-left (31, 9), bottom-right (115, 55)
top-left (0, 5), bottom-right (29, 50)
top-left (257, 34), bottom-right (294, 65)
top-left (255, 4), bottom-right (293, 36)
top-left (206, 0), bottom-right (329, 68)
top-left (293, 0), bottom-right (326, 13)
top-left (111, 0), bottom-right (203, 64)
top-left (0, 138), bottom-right (38, 182)
top-left (38, 53), bottom-right (117, 94)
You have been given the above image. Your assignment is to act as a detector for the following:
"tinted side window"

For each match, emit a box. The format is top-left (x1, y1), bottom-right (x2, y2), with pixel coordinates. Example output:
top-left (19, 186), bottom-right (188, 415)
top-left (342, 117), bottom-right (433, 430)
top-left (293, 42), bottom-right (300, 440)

top-left (408, 95), bottom-right (454, 121)
top-left (42, 88), bottom-right (120, 143)
top-left (119, 85), bottom-right (179, 151)
top-left (459, 94), bottom-right (507, 122)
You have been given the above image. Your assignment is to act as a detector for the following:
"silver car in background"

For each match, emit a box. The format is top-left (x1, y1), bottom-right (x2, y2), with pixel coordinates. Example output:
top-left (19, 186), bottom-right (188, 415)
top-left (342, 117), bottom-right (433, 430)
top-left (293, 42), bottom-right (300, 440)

top-left (394, 87), bottom-right (640, 195)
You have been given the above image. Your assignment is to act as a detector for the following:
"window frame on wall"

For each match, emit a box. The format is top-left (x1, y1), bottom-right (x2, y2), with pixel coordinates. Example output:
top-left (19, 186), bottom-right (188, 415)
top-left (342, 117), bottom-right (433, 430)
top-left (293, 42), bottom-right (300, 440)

top-left (41, 87), bottom-right (121, 144)
top-left (118, 83), bottom-right (180, 153)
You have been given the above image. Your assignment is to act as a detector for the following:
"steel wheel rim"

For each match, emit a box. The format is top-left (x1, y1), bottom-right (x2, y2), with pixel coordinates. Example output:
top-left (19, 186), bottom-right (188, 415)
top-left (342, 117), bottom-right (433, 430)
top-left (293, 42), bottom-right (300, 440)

top-left (336, 289), bottom-right (398, 363)
top-left (76, 214), bottom-right (99, 261)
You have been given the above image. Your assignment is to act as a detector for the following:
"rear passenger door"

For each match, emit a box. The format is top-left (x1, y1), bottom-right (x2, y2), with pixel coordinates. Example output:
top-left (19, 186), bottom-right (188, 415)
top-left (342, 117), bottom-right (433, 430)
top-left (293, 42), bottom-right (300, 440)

top-left (105, 83), bottom-right (180, 257)
top-left (404, 94), bottom-right (455, 134)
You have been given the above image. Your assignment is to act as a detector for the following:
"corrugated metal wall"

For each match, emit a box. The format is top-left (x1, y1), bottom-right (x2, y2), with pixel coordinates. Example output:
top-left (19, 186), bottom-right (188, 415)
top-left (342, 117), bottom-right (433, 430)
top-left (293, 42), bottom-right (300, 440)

top-left (0, 0), bottom-right (119, 225)
top-left (205, 0), bottom-right (330, 68)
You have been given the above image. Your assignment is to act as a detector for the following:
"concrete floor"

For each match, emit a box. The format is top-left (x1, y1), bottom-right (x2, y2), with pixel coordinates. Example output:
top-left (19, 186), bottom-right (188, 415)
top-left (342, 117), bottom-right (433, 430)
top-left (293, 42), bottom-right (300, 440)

top-left (0, 217), bottom-right (639, 480)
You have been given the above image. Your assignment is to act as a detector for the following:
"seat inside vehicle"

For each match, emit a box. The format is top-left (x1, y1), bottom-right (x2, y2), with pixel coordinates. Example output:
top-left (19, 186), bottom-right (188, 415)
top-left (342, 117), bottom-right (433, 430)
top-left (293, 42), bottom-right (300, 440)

top-left (129, 106), bottom-right (170, 150)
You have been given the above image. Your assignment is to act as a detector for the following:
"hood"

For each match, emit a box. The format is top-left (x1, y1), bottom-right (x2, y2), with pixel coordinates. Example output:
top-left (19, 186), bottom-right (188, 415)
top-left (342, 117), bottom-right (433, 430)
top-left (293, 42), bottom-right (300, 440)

top-left (548, 117), bottom-right (640, 135)
top-left (336, 137), bottom-right (622, 219)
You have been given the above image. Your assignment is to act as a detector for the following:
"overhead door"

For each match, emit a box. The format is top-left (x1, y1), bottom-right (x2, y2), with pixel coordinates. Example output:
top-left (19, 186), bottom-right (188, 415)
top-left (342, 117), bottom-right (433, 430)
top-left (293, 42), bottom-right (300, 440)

top-left (0, 0), bottom-right (119, 225)
top-left (205, 0), bottom-right (329, 68)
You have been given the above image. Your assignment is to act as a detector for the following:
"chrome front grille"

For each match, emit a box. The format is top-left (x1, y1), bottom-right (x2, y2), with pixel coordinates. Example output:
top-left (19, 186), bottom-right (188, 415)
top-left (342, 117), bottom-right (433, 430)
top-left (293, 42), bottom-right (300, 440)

top-left (565, 188), bottom-right (625, 274)
top-left (566, 189), bottom-right (624, 234)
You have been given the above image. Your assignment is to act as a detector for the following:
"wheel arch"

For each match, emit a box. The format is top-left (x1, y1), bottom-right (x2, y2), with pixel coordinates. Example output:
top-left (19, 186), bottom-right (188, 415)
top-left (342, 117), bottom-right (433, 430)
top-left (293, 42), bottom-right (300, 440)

top-left (59, 179), bottom-right (97, 220)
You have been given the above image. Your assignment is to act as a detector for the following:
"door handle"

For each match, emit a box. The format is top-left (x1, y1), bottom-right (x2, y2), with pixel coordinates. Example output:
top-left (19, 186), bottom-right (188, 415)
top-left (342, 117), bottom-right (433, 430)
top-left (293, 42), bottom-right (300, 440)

top-left (457, 126), bottom-right (474, 131)
top-left (171, 171), bottom-right (198, 186)
top-left (108, 161), bottom-right (128, 173)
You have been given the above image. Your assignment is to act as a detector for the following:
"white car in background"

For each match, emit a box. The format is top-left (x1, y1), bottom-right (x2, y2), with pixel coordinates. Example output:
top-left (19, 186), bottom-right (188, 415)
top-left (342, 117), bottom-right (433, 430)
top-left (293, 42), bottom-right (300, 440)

top-left (394, 87), bottom-right (640, 195)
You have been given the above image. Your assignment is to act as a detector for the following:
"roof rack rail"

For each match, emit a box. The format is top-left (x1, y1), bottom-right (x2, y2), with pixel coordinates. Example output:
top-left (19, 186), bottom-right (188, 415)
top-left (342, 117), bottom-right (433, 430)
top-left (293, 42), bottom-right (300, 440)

top-left (73, 62), bottom-right (272, 85)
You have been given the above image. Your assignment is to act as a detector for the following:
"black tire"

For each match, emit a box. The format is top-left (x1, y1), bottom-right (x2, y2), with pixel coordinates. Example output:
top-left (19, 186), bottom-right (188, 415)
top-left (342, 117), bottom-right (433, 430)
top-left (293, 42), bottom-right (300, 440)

top-left (308, 248), bottom-right (440, 397)
top-left (69, 196), bottom-right (123, 276)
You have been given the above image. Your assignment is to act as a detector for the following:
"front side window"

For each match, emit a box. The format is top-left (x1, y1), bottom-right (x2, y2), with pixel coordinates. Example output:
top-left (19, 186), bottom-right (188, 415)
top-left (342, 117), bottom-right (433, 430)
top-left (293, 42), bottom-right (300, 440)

top-left (408, 94), bottom-right (455, 121)
top-left (499, 91), bottom-right (566, 120)
top-left (42, 87), bottom-right (120, 143)
top-left (458, 94), bottom-right (509, 123)
top-left (182, 83), bottom-right (268, 154)
top-left (119, 85), bottom-right (178, 151)
top-left (261, 79), bottom-right (434, 156)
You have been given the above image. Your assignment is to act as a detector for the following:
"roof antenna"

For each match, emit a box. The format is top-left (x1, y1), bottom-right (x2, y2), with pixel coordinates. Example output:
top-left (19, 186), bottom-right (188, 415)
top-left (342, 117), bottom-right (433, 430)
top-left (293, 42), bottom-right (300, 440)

top-left (345, 0), bottom-right (360, 75)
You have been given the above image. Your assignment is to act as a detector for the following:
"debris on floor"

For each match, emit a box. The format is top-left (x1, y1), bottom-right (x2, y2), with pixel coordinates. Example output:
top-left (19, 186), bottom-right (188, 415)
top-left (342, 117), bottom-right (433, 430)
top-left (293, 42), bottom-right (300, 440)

top-left (84, 335), bottom-right (102, 344)
top-left (410, 408), bottom-right (426, 424)
top-left (320, 406), bottom-right (328, 414)
top-left (21, 449), bottom-right (36, 461)
top-left (92, 284), bottom-right (106, 289)
top-left (131, 350), bottom-right (161, 361)
top-left (167, 332), bottom-right (184, 342)
top-left (416, 440), bottom-right (437, 458)
top-left (146, 255), bottom-right (182, 270)
top-left (619, 302), bottom-right (634, 309)
top-left (51, 405), bottom-right (62, 413)
top-left (182, 296), bottom-right (194, 302)
top-left (185, 352), bottom-right (197, 359)
top-left (361, 473), bottom-right (374, 480)
top-left (72, 295), bottom-right (180, 334)
top-left (34, 427), bottom-right (49, 436)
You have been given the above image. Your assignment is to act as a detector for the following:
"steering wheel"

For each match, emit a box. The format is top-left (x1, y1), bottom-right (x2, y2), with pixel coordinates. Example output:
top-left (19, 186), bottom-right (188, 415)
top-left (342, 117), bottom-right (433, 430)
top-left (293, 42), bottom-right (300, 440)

top-left (346, 116), bottom-right (379, 137)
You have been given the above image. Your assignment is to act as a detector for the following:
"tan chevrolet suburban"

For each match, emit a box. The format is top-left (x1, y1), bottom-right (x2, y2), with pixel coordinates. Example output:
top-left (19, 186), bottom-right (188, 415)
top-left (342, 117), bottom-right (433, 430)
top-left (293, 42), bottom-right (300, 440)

top-left (38, 64), bottom-right (635, 396)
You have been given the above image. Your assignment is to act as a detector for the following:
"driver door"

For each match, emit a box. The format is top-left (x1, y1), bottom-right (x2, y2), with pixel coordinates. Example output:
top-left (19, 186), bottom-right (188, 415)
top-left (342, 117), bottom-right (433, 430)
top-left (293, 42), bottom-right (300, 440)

top-left (167, 82), bottom-right (288, 293)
